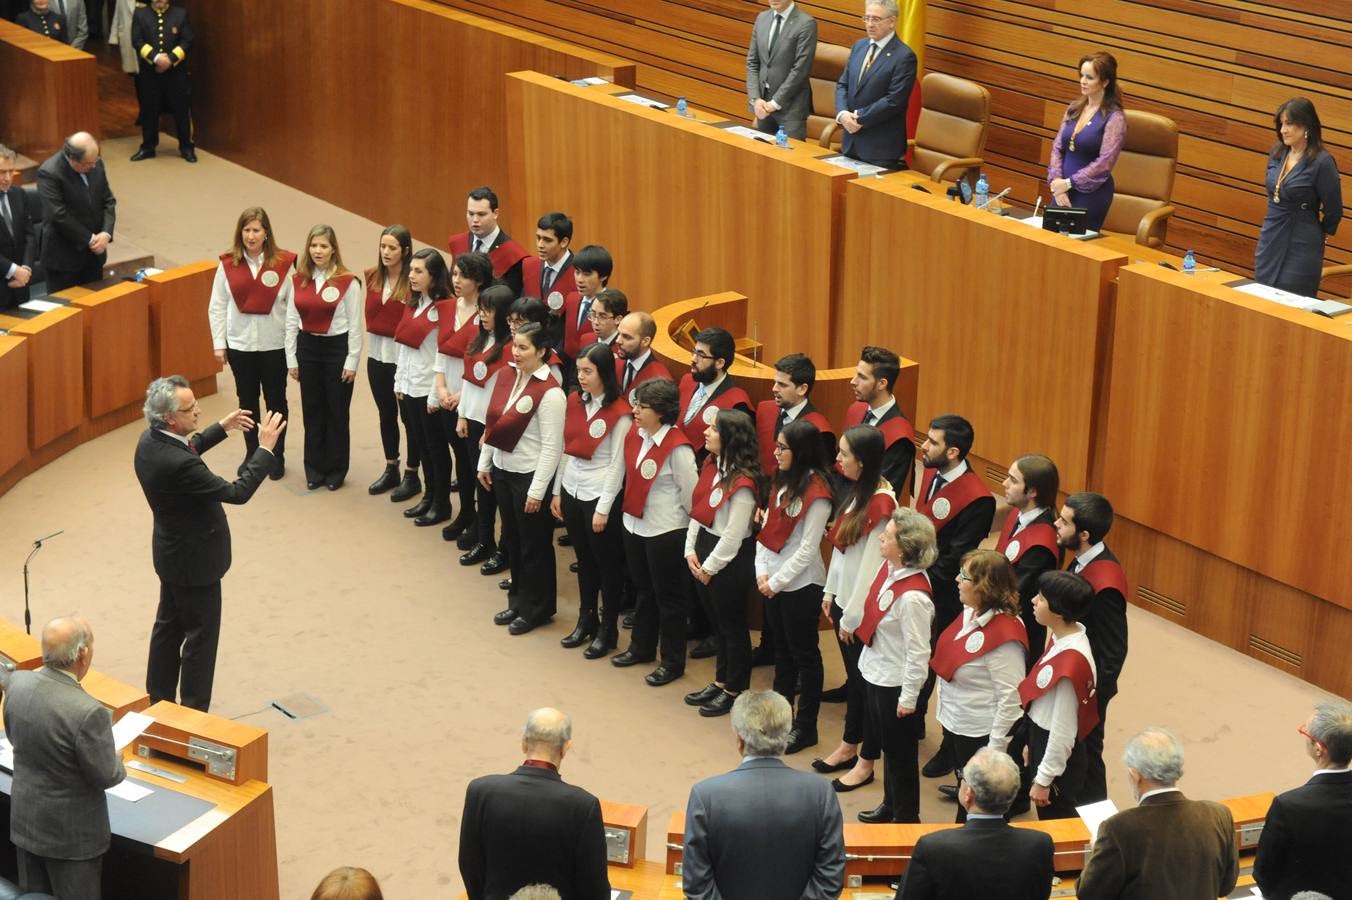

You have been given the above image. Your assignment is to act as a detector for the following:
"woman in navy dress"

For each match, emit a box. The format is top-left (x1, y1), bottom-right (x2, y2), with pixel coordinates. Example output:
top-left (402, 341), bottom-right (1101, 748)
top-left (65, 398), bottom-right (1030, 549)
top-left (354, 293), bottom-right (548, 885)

top-left (1047, 51), bottom-right (1126, 232)
top-left (1254, 97), bottom-right (1343, 297)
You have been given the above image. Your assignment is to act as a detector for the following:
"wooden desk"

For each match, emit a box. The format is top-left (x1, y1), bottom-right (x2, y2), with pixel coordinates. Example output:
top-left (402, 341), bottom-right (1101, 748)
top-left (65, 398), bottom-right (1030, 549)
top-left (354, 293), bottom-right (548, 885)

top-left (145, 262), bottom-right (221, 392)
top-left (0, 306), bottom-right (84, 450)
top-left (57, 281), bottom-right (152, 419)
top-left (0, 20), bottom-right (97, 160)
top-left (0, 336), bottom-right (27, 481)
top-left (506, 71), bottom-right (856, 361)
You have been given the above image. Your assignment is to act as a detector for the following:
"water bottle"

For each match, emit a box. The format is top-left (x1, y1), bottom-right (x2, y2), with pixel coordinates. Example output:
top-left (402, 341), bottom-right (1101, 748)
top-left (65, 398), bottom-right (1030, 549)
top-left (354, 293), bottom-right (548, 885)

top-left (775, 126), bottom-right (789, 149)
top-left (676, 96), bottom-right (688, 117)
top-left (974, 174), bottom-right (990, 210)
top-left (1182, 250), bottom-right (1197, 275)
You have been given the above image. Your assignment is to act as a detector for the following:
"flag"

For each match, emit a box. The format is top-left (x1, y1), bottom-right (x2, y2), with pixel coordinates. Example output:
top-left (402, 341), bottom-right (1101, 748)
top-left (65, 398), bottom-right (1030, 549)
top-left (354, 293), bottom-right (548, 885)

top-left (900, 0), bottom-right (926, 167)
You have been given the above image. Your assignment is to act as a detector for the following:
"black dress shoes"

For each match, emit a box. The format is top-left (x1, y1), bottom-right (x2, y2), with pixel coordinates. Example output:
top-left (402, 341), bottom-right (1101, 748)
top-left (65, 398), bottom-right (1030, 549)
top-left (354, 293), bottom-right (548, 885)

top-left (414, 502), bottom-right (452, 527)
top-left (560, 614), bottom-right (597, 649)
top-left (611, 649), bottom-right (653, 668)
top-left (922, 748), bottom-right (954, 779)
top-left (368, 463), bottom-right (400, 494)
top-left (493, 608), bottom-right (517, 626)
top-left (459, 543), bottom-right (493, 566)
top-left (645, 666), bottom-right (683, 687)
top-left (180, 149), bottom-right (197, 163)
top-left (508, 617), bottom-right (535, 635)
top-left (749, 642), bottom-right (775, 667)
top-left (442, 515), bottom-right (471, 542)
top-left (583, 632), bottom-right (616, 659)
top-left (820, 683), bottom-right (848, 703)
top-left (857, 803), bottom-right (894, 824)
top-left (938, 784), bottom-right (959, 802)
top-left (811, 755), bottom-right (859, 774)
top-left (269, 456), bottom-right (285, 480)
top-left (699, 690), bottom-right (737, 716)
top-left (480, 551), bottom-right (508, 575)
top-left (404, 496), bottom-right (433, 519)
top-left (785, 729), bottom-right (818, 755)
top-left (389, 471), bottom-right (422, 502)
top-left (306, 480), bottom-right (323, 491)
top-left (499, 578), bottom-right (511, 591)
top-left (622, 611), bottom-right (635, 629)
top-left (325, 477), bottom-right (344, 491)
top-left (130, 149), bottom-right (156, 161)
top-left (569, 560), bottom-right (579, 573)
top-left (558, 532), bottom-right (573, 547)
top-left (684, 683), bottom-right (722, 706)
top-left (688, 637), bottom-right (718, 660)
top-left (831, 772), bottom-right (875, 793)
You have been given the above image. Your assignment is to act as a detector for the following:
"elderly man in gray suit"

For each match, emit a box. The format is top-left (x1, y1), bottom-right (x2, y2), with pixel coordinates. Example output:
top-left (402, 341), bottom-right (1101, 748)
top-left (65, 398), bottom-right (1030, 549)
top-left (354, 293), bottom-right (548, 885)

top-left (3, 616), bottom-right (126, 900)
top-left (745, 0), bottom-right (818, 140)
top-left (683, 690), bottom-right (844, 899)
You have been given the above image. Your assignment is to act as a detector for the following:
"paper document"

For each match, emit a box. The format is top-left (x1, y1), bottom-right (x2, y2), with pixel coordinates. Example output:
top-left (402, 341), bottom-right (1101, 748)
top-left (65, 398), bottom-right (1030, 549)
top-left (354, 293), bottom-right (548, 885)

top-left (112, 711), bottom-right (155, 751)
top-left (1229, 281), bottom-right (1352, 316)
top-left (107, 780), bottom-right (152, 802)
top-left (18, 299), bottom-right (61, 313)
top-left (819, 155), bottom-right (886, 177)
top-left (722, 125), bottom-right (774, 144)
top-left (577, 77), bottom-right (608, 85)
top-left (0, 737), bottom-right (12, 772)
top-left (614, 93), bottom-right (669, 110)
top-left (1018, 216), bottom-right (1100, 240)
top-left (1076, 798), bottom-right (1119, 842)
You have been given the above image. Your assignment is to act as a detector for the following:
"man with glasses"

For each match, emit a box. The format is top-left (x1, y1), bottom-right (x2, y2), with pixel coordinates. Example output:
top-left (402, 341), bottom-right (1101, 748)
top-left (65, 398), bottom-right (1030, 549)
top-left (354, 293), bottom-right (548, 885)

top-left (1254, 701), bottom-right (1352, 900)
top-left (36, 132), bottom-right (116, 292)
top-left (447, 186), bottom-right (528, 298)
top-left (834, 0), bottom-right (917, 169)
top-left (677, 327), bottom-right (752, 458)
top-left (0, 144), bottom-right (40, 311)
top-left (133, 375), bottom-right (286, 712)
top-left (587, 288), bottom-right (626, 349)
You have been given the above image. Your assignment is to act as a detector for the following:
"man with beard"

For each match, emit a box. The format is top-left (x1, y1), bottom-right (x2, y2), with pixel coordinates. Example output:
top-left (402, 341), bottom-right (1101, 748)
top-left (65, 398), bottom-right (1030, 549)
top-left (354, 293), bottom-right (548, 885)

top-left (996, 455), bottom-right (1063, 664)
top-left (447, 186), bottom-right (528, 297)
top-left (841, 345), bottom-right (914, 499)
top-left (1055, 491), bottom-right (1128, 804)
top-left (753, 353), bottom-right (835, 476)
top-left (614, 311), bottom-right (673, 399)
top-left (678, 327), bottom-right (752, 460)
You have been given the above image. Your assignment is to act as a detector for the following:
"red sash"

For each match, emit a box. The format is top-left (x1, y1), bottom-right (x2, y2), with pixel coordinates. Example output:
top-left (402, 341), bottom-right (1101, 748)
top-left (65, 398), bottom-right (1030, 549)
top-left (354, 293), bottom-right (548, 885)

top-left (995, 511), bottom-right (1061, 565)
top-left (522, 257), bottom-right (578, 311)
top-left (562, 393), bottom-right (631, 460)
top-left (483, 368), bottom-right (560, 452)
top-left (292, 272), bottom-right (359, 334)
top-left (436, 301), bottom-right (479, 358)
top-left (561, 292), bottom-right (598, 357)
top-left (1079, 558), bottom-right (1128, 598)
top-left (1018, 642), bottom-right (1099, 739)
top-left (826, 489), bottom-right (896, 552)
top-left (679, 374), bottom-right (753, 450)
top-left (447, 231), bottom-right (529, 276)
top-left (621, 427), bottom-right (693, 517)
top-left (855, 565), bottom-right (931, 646)
top-left (843, 400), bottom-right (916, 449)
top-left (758, 475), bottom-right (834, 552)
top-left (616, 355), bottom-right (673, 399)
top-left (755, 400), bottom-right (834, 474)
top-left (689, 460), bottom-right (758, 529)
top-left (393, 300), bottom-right (438, 350)
top-left (463, 340), bottom-right (512, 388)
top-left (220, 251), bottom-right (294, 315)
top-left (916, 468), bottom-right (990, 533)
top-left (930, 612), bottom-right (1028, 681)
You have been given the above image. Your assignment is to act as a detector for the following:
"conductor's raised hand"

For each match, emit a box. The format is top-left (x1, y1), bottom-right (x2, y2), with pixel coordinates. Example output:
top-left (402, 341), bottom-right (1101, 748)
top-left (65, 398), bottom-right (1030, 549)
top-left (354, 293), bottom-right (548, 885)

top-left (256, 411), bottom-right (287, 452)
top-left (219, 409), bottom-right (255, 432)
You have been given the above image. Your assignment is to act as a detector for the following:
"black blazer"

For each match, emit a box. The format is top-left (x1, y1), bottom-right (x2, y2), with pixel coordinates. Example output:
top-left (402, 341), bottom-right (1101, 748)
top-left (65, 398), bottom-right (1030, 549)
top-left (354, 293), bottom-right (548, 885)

top-left (458, 765), bottom-right (610, 900)
top-left (133, 424), bottom-right (271, 586)
top-left (35, 149), bottom-right (116, 274)
top-left (1073, 546), bottom-right (1129, 703)
top-left (925, 475), bottom-right (996, 622)
top-left (1254, 769), bottom-right (1352, 900)
top-left (15, 10), bottom-right (69, 43)
top-left (0, 185), bottom-right (40, 309)
top-left (896, 817), bottom-right (1053, 900)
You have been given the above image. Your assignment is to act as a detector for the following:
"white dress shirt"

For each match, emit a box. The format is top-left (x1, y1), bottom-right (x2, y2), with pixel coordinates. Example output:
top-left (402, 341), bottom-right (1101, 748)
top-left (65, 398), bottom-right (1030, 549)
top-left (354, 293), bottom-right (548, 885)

top-left (1028, 625), bottom-right (1097, 787)
top-left (284, 269), bottom-right (366, 371)
top-left (622, 424), bottom-right (697, 537)
top-left (554, 397), bottom-right (630, 514)
top-left (754, 490), bottom-right (831, 594)
top-left (936, 608), bottom-right (1027, 748)
top-left (830, 489), bottom-right (892, 632)
top-left (684, 472), bottom-right (758, 576)
top-left (458, 337), bottom-right (503, 425)
top-left (857, 563), bottom-right (934, 706)
top-left (477, 365), bottom-right (565, 500)
top-left (1072, 541), bottom-right (1107, 572)
top-left (468, 227), bottom-right (499, 255)
top-left (392, 296), bottom-right (437, 399)
top-left (367, 281), bottom-right (400, 366)
top-left (208, 253), bottom-right (292, 353)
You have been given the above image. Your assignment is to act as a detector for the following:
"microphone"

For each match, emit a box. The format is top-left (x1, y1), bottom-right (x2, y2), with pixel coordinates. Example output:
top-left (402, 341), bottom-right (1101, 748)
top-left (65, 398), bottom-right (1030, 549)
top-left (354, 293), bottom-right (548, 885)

top-left (23, 530), bottom-right (63, 635)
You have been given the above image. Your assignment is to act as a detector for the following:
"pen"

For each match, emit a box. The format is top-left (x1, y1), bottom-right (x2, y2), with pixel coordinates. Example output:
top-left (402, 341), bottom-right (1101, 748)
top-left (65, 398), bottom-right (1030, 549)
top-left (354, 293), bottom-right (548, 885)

top-left (1033, 196), bottom-right (1043, 218)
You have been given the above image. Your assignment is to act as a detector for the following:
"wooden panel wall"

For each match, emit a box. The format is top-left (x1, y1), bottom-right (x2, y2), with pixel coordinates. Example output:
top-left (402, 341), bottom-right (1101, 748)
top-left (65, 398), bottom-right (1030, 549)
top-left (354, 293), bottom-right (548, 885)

top-left (0, 20), bottom-right (98, 159)
top-left (435, 0), bottom-right (1350, 285)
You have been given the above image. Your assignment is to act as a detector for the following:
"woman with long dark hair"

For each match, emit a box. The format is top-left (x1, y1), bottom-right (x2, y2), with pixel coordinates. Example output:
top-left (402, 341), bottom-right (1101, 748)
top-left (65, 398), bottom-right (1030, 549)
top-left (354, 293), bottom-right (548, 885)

top-left (393, 248), bottom-right (453, 527)
top-left (683, 409), bottom-right (764, 717)
top-left (456, 284), bottom-right (515, 569)
top-left (363, 225), bottom-right (419, 499)
top-left (552, 341), bottom-right (632, 655)
top-left (1047, 51), bottom-right (1126, 232)
top-left (756, 418), bottom-right (834, 752)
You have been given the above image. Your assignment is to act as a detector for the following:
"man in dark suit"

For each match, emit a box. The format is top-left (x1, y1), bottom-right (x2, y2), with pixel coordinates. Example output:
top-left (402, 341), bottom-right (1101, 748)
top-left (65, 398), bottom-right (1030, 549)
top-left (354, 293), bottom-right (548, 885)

top-left (130, 0), bottom-right (196, 163)
top-left (36, 132), bottom-right (116, 292)
top-left (834, 0), bottom-right (917, 168)
top-left (683, 691), bottom-right (845, 899)
top-left (3, 616), bottom-right (126, 900)
top-left (745, 0), bottom-right (818, 140)
top-left (897, 748), bottom-right (1052, 900)
top-left (0, 144), bottom-right (41, 311)
top-left (1077, 728), bottom-right (1237, 900)
top-left (447, 186), bottom-right (528, 299)
top-left (133, 374), bottom-right (285, 712)
top-left (458, 708), bottom-right (610, 900)
top-left (1254, 700), bottom-right (1352, 900)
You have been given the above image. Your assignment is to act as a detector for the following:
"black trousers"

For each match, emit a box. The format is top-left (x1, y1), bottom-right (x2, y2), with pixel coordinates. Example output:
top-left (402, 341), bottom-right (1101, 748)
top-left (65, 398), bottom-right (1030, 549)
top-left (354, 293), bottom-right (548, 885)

top-left (767, 583), bottom-right (825, 734)
top-left (1024, 716), bottom-right (1088, 820)
top-left (944, 728), bottom-right (990, 823)
top-left (624, 527), bottom-right (689, 671)
top-left (440, 407), bottom-right (474, 517)
top-left (464, 418), bottom-right (496, 549)
top-left (865, 680), bottom-right (923, 822)
top-left (227, 347), bottom-right (288, 461)
top-left (401, 395), bottom-right (449, 507)
top-left (830, 600), bottom-right (879, 759)
top-left (367, 358), bottom-right (418, 467)
top-left (692, 529), bottom-right (755, 693)
top-left (915, 584), bottom-right (963, 720)
top-left (1081, 693), bottom-right (1114, 804)
top-left (146, 579), bottom-right (221, 712)
top-left (46, 251), bottom-right (104, 292)
top-left (16, 848), bottom-right (101, 900)
top-left (137, 66), bottom-right (192, 152)
top-left (297, 332), bottom-right (353, 484)
top-left (494, 467), bottom-right (556, 625)
top-left (560, 488), bottom-right (625, 621)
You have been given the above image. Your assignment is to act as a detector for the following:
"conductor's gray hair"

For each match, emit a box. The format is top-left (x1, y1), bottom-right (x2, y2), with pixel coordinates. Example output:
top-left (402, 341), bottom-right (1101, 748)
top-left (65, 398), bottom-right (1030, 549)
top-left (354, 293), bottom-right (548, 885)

top-left (730, 690), bottom-right (792, 757)
top-left (866, 0), bottom-right (901, 18)
top-left (1122, 727), bottom-right (1185, 785)
top-left (42, 617), bottom-right (90, 670)
top-left (143, 375), bottom-right (190, 428)
top-left (522, 708), bottom-right (572, 752)
top-left (962, 748), bottom-right (1022, 814)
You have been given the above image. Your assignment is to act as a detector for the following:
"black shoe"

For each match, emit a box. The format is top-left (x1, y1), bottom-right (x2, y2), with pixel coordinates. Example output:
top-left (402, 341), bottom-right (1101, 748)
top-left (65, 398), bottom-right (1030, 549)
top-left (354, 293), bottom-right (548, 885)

top-left (558, 532), bottom-right (573, 547)
top-left (368, 463), bottom-right (400, 494)
top-left (645, 666), bottom-right (683, 686)
top-left (325, 478), bottom-right (344, 491)
top-left (699, 690), bottom-right (737, 716)
top-left (480, 551), bottom-right (508, 575)
top-left (611, 649), bottom-right (654, 668)
top-left (508, 617), bottom-right (535, 635)
top-left (493, 608), bottom-right (517, 626)
top-left (569, 560), bottom-right (579, 573)
top-left (306, 480), bottom-right (323, 491)
top-left (442, 515), bottom-right (471, 542)
top-left (622, 611), bottom-right (635, 629)
top-left (389, 471), bottom-right (422, 502)
top-left (812, 755), bottom-right (859, 774)
top-left (831, 772), bottom-right (875, 793)
top-left (414, 501), bottom-right (452, 527)
top-left (684, 683), bottom-right (723, 706)
top-left (583, 628), bottom-right (617, 659)
top-left (269, 456), bottom-right (285, 480)
top-left (749, 643), bottom-right (775, 667)
top-left (560, 614), bottom-right (597, 649)
top-left (689, 637), bottom-right (717, 660)
top-left (499, 578), bottom-right (511, 591)
top-left (785, 729), bottom-right (818, 755)
top-left (180, 149), bottom-right (197, 163)
top-left (456, 526), bottom-right (479, 551)
top-left (922, 748), bottom-right (953, 779)
top-left (821, 683), bottom-right (848, 703)
top-left (404, 495), bottom-right (433, 519)
top-left (857, 802), bottom-right (894, 824)
top-left (130, 149), bottom-right (156, 161)
top-left (459, 543), bottom-right (493, 566)
top-left (938, 784), bottom-right (959, 802)
top-left (448, 479), bottom-right (458, 492)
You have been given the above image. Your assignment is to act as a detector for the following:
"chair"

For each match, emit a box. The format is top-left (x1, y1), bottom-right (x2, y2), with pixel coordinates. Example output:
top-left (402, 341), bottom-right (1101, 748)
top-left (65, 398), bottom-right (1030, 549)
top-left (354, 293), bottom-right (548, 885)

top-left (808, 43), bottom-right (850, 149)
top-left (1319, 264), bottom-right (1352, 298)
top-left (908, 72), bottom-right (990, 184)
top-left (1102, 110), bottom-right (1179, 247)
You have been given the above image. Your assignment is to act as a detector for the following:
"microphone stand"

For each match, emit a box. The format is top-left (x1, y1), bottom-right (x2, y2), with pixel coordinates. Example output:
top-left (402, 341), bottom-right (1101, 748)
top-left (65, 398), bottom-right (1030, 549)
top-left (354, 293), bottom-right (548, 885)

top-left (22, 530), bottom-right (63, 635)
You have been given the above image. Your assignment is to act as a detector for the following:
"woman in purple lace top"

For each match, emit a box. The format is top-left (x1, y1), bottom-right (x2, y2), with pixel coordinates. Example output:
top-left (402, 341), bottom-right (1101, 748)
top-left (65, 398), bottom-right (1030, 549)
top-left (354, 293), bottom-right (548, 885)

top-left (1047, 51), bottom-right (1127, 232)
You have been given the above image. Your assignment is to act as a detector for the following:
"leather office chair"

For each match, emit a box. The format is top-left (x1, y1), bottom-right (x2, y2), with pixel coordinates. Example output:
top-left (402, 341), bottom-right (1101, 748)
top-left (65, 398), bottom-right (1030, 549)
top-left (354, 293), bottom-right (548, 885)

top-left (808, 43), bottom-right (850, 149)
top-left (1102, 110), bottom-right (1179, 247)
top-left (908, 72), bottom-right (990, 184)
top-left (1319, 264), bottom-right (1352, 298)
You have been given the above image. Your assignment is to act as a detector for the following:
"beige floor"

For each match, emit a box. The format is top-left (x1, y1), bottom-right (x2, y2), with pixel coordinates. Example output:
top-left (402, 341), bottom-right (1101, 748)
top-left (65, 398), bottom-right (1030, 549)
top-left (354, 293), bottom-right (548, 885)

top-left (0, 135), bottom-right (1339, 898)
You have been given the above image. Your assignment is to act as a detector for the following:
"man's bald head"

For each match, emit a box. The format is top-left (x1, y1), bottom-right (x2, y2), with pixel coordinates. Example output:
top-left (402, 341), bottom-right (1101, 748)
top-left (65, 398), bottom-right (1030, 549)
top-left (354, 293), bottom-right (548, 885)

top-left (620, 311), bottom-right (656, 341)
top-left (521, 707), bottom-right (573, 764)
top-left (62, 132), bottom-right (99, 165)
top-left (42, 616), bottom-right (94, 677)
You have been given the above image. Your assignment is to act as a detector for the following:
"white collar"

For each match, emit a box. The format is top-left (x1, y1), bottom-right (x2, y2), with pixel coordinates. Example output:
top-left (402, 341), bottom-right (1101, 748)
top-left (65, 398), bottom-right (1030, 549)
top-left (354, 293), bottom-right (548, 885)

top-left (473, 227), bottom-right (499, 249)
top-left (783, 398), bottom-right (808, 421)
top-left (866, 396), bottom-right (896, 419)
top-left (156, 427), bottom-right (190, 446)
top-left (1139, 787), bottom-right (1182, 802)
top-left (1076, 541), bottom-right (1106, 569)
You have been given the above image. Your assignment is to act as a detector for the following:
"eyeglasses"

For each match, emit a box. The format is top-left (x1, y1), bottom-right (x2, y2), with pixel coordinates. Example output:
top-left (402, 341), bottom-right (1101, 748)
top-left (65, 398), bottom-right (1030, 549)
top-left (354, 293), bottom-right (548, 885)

top-left (175, 401), bottom-right (200, 414)
top-left (773, 442), bottom-right (790, 453)
top-left (956, 570), bottom-right (973, 582)
top-left (588, 310), bottom-right (614, 320)
top-left (861, 14), bottom-right (893, 24)
top-left (1298, 724), bottom-right (1322, 745)
top-left (691, 350), bottom-right (716, 361)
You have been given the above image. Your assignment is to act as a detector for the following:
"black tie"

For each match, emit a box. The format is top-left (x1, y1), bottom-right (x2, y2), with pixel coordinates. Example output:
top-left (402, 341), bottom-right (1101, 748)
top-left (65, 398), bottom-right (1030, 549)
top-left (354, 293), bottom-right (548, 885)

top-left (0, 195), bottom-right (11, 234)
top-left (542, 266), bottom-right (557, 294)
top-left (1010, 516), bottom-right (1022, 537)
top-left (775, 410), bottom-right (789, 437)
top-left (928, 472), bottom-right (945, 502)
top-left (578, 297), bottom-right (592, 330)
top-left (767, 14), bottom-right (782, 55)
top-left (624, 362), bottom-right (637, 391)
top-left (862, 409), bottom-right (875, 426)
top-left (861, 43), bottom-right (878, 81)
top-left (471, 237), bottom-right (482, 254)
